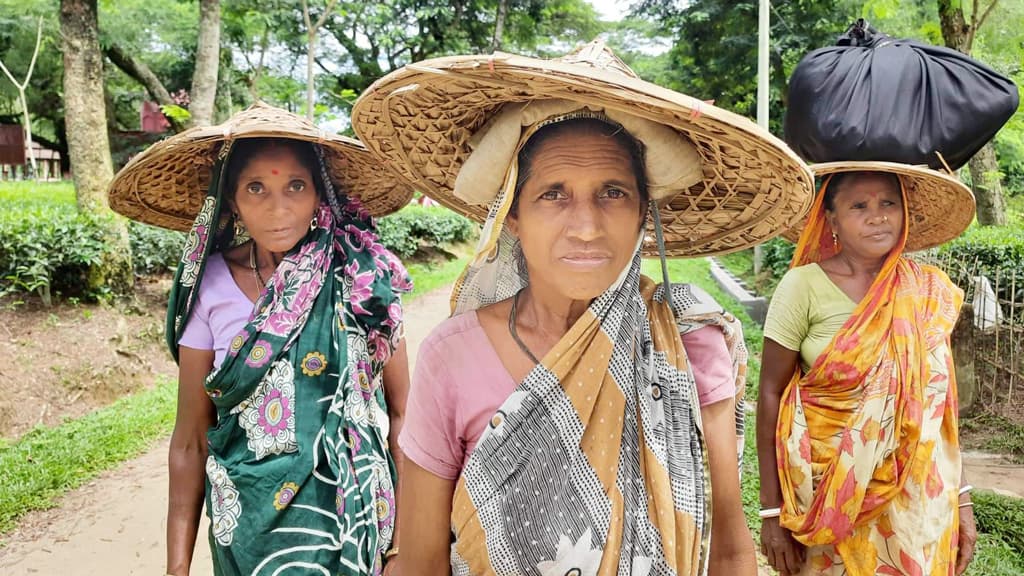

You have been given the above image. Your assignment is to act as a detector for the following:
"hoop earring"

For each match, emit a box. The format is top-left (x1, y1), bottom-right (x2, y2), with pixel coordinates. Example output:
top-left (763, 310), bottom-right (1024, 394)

top-left (234, 214), bottom-right (247, 238)
top-left (310, 215), bottom-right (317, 232)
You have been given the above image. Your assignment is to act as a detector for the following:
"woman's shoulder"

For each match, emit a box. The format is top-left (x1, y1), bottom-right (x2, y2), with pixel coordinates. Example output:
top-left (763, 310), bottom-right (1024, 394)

top-left (780, 262), bottom-right (821, 282)
top-left (772, 263), bottom-right (824, 294)
top-left (195, 251), bottom-right (233, 295)
top-left (420, 310), bottom-right (488, 354)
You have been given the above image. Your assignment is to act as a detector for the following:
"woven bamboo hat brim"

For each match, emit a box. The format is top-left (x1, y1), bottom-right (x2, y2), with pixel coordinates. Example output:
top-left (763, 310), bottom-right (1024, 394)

top-left (781, 161), bottom-right (976, 252)
top-left (351, 40), bottom-right (815, 257)
top-left (109, 101), bottom-right (413, 231)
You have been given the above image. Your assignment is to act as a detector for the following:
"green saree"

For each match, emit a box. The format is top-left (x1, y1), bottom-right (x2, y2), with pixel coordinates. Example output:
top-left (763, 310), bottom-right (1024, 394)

top-left (167, 142), bottom-right (411, 575)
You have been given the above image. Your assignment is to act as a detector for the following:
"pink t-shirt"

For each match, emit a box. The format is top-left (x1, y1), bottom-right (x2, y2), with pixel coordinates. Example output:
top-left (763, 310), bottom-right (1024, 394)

top-left (400, 310), bottom-right (736, 480)
top-left (177, 252), bottom-right (257, 369)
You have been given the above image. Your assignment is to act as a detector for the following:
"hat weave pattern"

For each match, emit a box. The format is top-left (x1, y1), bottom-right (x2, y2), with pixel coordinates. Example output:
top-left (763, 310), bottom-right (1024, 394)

top-left (353, 41), bottom-right (815, 257)
top-left (109, 102), bottom-right (413, 231)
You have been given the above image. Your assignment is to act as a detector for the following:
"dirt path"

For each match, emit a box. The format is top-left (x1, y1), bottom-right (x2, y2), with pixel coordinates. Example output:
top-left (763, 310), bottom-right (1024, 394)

top-left (0, 286), bottom-right (453, 576)
top-left (1, 284), bottom-right (1021, 575)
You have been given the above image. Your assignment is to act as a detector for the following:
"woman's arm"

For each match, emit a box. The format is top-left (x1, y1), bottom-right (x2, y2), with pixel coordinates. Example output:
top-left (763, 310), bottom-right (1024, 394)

top-left (393, 459), bottom-right (456, 576)
top-left (382, 338), bottom-right (411, 560)
top-left (701, 397), bottom-right (757, 576)
top-left (756, 339), bottom-right (804, 576)
top-left (167, 346), bottom-right (216, 576)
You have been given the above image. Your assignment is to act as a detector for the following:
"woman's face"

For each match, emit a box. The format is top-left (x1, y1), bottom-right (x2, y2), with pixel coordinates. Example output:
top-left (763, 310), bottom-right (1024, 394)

top-left (232, 146), bottom-right (319, 253)
top-left (827, 173), bottom-right (904, 261)
top-left (507, 129), bottom-right (644, 301)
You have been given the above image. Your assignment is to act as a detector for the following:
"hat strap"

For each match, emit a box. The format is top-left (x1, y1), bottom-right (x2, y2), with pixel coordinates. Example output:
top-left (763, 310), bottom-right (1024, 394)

top-left (650, 199), bottom-right (674, 312)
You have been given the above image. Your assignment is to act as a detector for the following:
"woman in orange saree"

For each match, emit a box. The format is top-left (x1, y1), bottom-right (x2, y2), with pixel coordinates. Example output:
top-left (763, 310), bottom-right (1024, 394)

top-left (755, 162), bottom-right (978, 576)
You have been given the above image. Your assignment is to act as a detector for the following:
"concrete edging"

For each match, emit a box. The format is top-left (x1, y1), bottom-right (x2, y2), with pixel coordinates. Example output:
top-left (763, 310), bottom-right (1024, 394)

top-left (708, 257), bottom-right (767, 327)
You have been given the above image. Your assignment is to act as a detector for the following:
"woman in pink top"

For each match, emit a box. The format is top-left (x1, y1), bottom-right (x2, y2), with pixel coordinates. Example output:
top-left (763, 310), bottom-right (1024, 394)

top-left (352, 42), bottom-right (814, 576)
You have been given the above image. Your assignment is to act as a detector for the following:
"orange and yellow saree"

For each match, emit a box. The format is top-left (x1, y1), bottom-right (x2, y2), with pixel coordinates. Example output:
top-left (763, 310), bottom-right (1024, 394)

top-left (776, 178), bottom-right (965, 576)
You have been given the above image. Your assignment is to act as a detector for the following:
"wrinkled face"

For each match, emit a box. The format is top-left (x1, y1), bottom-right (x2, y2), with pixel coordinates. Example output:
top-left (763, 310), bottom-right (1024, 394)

top-left (232, 146), bottom-right (319, 253)
top-left (827, 173), bottom-right (904, 260)
top-left (507, 130), bottom-right (645, 301)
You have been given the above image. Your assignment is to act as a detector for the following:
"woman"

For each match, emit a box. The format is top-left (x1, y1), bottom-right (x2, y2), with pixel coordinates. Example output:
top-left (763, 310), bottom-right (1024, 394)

top-left (351, 41), bottom-right (815, 575)
top-left (107, 103), bottom-right (414, 575)
top-left (756, 161), bottom-right (979, 576)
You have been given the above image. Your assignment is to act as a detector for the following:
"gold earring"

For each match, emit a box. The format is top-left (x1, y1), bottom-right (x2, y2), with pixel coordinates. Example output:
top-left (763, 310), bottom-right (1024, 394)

top-left (310, 216), bottom-right (317, 232)
top-left (234, 214), bottom-right (247, 238)
top-left (832, 231), bottom-right (839, 250)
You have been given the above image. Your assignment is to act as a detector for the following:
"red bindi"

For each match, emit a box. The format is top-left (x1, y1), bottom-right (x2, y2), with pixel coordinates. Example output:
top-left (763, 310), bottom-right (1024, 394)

top-left (271, 169), bottom-right (279, 175)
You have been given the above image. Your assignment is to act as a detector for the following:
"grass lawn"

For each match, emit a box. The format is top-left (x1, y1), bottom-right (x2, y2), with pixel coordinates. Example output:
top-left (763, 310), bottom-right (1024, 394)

top-left (406, 254), bottom-right (469, 302)
top-left (0, 378), bottom-right (177, 534)
top-left (0, 180), bottom-right (75, 207)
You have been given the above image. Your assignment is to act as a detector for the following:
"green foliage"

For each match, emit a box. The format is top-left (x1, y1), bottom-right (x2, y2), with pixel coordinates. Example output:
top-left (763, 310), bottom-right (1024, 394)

top-left (762, 238), bottom-right (796, 278)
top-left (934, 223), bottom-right (1024, 303)
top-left (109, 131), bottom-right (164, 171)
top-left (377, 205), bottom-right (476, 259)
top-left (972, 532), bottom-right (1024, 575)
top-left (0, 201), bottom-right (109, 304)
top-left (973, 490), bottom-right (1024, 559)
top-left (0, 183), bottom-right (183, 302)
top-left (740, 414), bottom-right (762, 540)
top-left (0, 378), bottom-right (176, 534)
top-left (632, 0), bottom-right (859, 134)
top-left (159, 104), bottom-right (191, 125)
top-left (128, 221), bottom-right (184, 275)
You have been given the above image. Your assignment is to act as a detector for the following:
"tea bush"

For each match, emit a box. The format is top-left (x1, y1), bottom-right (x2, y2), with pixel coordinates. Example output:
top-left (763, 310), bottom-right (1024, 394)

top-left (376, 204), bottom-right (476, 258)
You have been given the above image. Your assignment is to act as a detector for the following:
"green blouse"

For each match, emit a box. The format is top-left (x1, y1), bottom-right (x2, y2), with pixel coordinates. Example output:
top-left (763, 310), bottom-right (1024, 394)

top-left (763, 263), bottom-right (857, 373)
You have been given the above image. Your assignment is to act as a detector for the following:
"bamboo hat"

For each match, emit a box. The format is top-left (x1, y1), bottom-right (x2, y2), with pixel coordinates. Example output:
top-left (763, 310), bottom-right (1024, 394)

top-left (781, 161), bottom-right (976, 252)
top-left (351, 40), bottom-right (815, 257)
top-left (109, 101), bottom-right (413, 231)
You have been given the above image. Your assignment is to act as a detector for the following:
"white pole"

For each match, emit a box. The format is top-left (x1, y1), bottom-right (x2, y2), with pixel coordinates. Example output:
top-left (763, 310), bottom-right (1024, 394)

top-left (757, 0), bottom-right (770, 129)
top-left (753, 0), bottom-right (770, 276)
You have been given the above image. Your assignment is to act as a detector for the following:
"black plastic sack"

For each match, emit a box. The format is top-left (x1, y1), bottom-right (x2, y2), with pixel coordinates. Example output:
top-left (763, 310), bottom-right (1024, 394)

top-left (785, 20), bottom-right (1019, 170)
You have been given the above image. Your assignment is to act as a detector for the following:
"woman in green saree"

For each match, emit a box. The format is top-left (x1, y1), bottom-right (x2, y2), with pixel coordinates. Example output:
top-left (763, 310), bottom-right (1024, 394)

top-left (108, 103), bottom-right (414, 575)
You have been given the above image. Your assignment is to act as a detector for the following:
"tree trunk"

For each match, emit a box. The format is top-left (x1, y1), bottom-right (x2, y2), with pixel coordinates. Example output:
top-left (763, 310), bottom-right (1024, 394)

top-left (937, 0), bottom-right (969, 52)
top-left (491, 0), bottom-right (508, 51)
top-left (937, 0), bottom-right (1007, 226)
top-left (189, 0), bottom-right (221, 127)
top-left (18, 89), bottom-right (37, 177)
top-left (302, 0), bottom-right (338, 120)
top-left (968, 142), bottom-right (1008, 226)
top-left (60, 0), bottom-right (133, 297)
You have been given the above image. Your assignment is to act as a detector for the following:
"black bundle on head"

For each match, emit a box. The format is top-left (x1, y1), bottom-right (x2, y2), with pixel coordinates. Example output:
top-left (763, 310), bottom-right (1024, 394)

top-left (823, 170), bottom-right (902, 211)
top-left (510, 117), bottom-right (649, 217)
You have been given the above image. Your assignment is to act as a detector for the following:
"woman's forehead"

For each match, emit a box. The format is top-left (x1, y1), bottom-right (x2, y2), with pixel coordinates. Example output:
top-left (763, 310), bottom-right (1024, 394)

top-left (532, 132), bottom-right (633, 166)
top-left (836, 173), bottom-right (901, 197)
